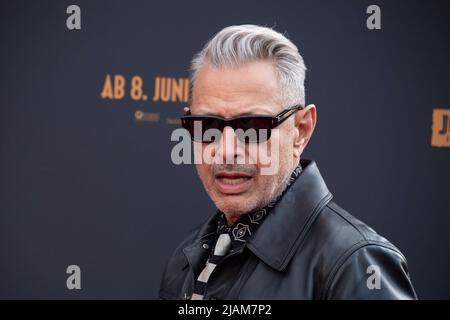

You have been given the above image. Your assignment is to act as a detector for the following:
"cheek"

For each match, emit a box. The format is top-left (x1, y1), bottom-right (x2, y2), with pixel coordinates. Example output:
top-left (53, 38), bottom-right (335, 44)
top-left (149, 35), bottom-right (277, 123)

top-left (264, 130), bottom-right (294, 176)
top-left (193, 142), bottom-right (206, 164)
top-left (253, 129), bottom-right (291, 169)
top-left (279, 128), bottom-right (295, 157)
top-left (281, 139), bottom-right (294, 158)
top-left (250, 171), bottom-right (278, 198)
top-left (244, 144), bottom-right (260, 165)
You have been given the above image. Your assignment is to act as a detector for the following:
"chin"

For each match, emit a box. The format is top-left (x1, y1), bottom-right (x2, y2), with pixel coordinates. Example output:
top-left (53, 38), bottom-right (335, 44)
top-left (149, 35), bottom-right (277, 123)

top-left (214, 196), bottom-right (259, 216)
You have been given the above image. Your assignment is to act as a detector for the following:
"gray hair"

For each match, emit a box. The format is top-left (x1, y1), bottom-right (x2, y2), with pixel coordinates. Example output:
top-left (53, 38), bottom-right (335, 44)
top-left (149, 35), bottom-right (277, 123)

top-left (189, 24), bottom-right (306, 108)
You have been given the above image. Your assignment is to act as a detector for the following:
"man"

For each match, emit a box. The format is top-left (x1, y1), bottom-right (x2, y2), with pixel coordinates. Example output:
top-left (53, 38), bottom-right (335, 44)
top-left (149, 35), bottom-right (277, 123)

top-left (159, 25), bottom-right (417, 300)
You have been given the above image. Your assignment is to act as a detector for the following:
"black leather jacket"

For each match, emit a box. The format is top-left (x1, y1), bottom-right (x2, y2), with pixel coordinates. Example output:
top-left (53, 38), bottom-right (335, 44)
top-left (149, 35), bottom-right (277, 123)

top-left (159, 160), bottom-right (417, 300)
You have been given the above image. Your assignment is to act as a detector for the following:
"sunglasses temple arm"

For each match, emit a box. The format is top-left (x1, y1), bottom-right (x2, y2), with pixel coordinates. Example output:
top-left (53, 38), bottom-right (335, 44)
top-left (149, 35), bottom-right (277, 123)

top-left (276, 107), bottom-right (301, 125)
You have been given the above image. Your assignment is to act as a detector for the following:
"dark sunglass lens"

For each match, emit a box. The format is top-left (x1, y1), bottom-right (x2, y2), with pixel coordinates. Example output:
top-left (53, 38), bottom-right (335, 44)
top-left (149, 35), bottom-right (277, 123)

top-left (181, 117), bottom-right (223, 143)
top-left (234, 117), bottom-right (273, 143)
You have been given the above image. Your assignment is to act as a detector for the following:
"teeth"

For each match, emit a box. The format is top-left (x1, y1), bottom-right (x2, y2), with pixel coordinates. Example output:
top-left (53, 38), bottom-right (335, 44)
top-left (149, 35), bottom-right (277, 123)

top-left (219, 177), bottom-right (249, 185)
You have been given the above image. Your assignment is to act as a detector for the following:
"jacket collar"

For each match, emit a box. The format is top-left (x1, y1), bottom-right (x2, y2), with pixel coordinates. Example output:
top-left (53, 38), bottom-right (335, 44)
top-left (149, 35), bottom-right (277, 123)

top-left (183, 159), bottom-right (332, 273)
top-left (247, 159), bottom-right (333, 271)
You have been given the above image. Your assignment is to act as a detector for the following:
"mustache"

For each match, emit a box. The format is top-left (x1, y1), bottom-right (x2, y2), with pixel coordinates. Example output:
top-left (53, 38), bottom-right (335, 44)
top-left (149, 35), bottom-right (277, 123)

top-left (212, 164), bottom-right (257, 176)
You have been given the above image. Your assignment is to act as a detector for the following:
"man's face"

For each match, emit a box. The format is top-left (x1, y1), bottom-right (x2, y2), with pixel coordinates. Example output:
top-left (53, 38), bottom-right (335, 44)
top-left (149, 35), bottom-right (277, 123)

top-left (191, 60), bottom-right (302, 222)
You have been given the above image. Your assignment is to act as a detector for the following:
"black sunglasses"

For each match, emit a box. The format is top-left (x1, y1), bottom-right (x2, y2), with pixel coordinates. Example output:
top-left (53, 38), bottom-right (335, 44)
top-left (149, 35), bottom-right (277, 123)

top-left (181, 105), bottom-right (304, 143)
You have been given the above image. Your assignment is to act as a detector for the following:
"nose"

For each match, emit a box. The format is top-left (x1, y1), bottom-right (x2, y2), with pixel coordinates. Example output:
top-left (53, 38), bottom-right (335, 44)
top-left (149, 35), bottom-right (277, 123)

top-left (214, 126), bottom-right (242, 164)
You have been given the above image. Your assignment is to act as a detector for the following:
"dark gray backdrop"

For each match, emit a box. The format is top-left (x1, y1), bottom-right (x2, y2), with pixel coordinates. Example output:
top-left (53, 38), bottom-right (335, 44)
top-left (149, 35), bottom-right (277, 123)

top-left (1, 0), bottom-right (449, 299)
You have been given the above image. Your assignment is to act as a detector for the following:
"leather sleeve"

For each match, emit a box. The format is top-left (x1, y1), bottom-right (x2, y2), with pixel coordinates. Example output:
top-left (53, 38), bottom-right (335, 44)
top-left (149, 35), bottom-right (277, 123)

top-left (324, 243), bottom-right (418, 300)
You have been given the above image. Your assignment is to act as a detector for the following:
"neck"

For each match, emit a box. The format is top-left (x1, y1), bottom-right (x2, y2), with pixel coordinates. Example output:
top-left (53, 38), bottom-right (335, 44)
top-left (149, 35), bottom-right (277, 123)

top-left (224, 213), bottom-right (241, 226)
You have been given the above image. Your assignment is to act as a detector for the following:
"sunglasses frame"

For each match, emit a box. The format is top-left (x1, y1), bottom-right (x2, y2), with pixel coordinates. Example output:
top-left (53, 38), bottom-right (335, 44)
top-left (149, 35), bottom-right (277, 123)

top-left (181, 104), bottom-right (305, 143)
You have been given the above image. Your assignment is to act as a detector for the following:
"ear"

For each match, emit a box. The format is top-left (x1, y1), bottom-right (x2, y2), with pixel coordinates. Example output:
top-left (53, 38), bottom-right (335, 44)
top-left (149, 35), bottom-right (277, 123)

top-left (293, 104), bottom-right (317, 158)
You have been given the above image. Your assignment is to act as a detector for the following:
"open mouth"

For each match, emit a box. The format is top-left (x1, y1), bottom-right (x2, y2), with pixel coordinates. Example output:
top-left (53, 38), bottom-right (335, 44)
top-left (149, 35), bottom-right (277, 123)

top-left (214, 172), bottom-right (253, 194)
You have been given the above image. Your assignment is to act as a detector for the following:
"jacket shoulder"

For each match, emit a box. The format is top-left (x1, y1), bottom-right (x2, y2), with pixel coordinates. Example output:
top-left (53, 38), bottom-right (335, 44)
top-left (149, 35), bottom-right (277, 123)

top-left (309, 201), bottom-right (416, 299)
top-left (324, 201), bottom-right (400, 248)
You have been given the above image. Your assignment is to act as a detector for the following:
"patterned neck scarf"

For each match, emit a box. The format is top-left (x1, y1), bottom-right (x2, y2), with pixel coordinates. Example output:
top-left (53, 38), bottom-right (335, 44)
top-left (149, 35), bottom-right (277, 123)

top-left (190, 164), bottom-right (303, 300)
